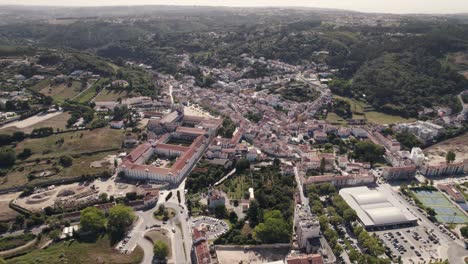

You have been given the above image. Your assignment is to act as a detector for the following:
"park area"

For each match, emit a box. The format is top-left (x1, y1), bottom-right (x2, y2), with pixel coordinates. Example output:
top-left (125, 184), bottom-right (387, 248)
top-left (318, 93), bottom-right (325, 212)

top-left (6, 236), bottom-right (143, 264)
top-left (413, 190), bottom-right (468, 224)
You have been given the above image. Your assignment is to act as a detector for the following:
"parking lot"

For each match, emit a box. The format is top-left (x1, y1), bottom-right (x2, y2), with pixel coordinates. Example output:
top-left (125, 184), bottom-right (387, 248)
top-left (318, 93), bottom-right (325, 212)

top-left (374, 226), bottom-right (442, 263)
top-left (191, 216), bottom-right (229, 239)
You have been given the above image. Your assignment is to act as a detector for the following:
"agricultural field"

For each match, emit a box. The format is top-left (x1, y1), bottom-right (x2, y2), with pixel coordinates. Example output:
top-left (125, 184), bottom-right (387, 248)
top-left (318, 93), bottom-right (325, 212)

top-left (15, 128), bottom-right (124, 160)
top-left (333, 95), bottom-right (415, 125)
top-left (7, 236), bottom-right (143, 264)
top-left (325, 112), bottom-right (347, 125)
top-left (94, 88), bottom-right (131, 101)
top-left (74, 78), bottom-right (108, 103)
top-left (38, 81), bottom-right (84, 103)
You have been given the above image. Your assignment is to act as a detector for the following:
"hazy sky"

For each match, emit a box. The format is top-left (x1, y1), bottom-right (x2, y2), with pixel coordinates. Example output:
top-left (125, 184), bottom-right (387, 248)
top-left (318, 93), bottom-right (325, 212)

top-left (0, 0), bottom-right (468, 14)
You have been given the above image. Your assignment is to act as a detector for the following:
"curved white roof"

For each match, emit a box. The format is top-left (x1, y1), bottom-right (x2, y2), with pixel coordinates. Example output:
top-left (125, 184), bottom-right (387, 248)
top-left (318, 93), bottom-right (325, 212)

top-left (339, 186), bottom-right (418, 227)
top-left (365, 207), bottom-right (409, 225)
top-left (351, 192), bottom-right (387, 205)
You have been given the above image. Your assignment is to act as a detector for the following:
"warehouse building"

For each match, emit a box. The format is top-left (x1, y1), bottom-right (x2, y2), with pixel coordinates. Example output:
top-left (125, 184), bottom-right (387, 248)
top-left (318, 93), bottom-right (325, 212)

top-left (339, 187), bottom-right (417, 230)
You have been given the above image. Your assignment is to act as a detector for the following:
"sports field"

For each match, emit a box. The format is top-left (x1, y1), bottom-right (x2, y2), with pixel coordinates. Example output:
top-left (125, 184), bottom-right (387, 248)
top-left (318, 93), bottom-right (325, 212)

top-left (413, 190), bottom-right (468, 224)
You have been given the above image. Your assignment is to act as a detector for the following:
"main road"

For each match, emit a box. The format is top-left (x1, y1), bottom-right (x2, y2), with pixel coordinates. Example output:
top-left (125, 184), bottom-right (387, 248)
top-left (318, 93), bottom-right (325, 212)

top-left (121, 179), bottom-right (193, 264)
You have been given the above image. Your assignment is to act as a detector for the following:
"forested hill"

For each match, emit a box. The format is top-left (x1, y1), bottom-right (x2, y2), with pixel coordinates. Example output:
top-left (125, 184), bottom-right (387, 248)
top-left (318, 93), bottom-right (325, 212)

top-left (0, 7), bottom-right (467, 117)
top-left (352, 53), bottom-right (466, 117)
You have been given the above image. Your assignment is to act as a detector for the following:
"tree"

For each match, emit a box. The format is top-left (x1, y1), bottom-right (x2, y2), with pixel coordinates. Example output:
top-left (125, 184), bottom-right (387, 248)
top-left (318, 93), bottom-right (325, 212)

top-left (236, 158), bottom-right (250, 172)
top-left (460, 225), bottom-right (468, 239)
top-left (49, 229), bottom-right (61, 240)
top-left (108, 204), bottom-right (135, 239)
top-left (214, 204), bottom-right (227, 219)
top-left (352, 141), bottom-right (385, 165)
top-left (99, 192), bottom-right (108, 202)
top-left (319, 157), bottom-right (326, 175)
top-left (247, 200), bottom-right (260, 227)
top-left (18, 148), bottom-right (32, 160)
top-left (446, 150), bottom-right (456, 164)
top-left (426, 207), bottom-right (436, 217)
top-left (229, 211), bottom-right (238, 224)
top-left (0, 222), bottom-right (9, 234)
top-left (80, 207), bottom-right (106, 234)
top-left (12, 131), bottom-right (25, 142)
top-left (396, 132), bottom-right (421, 150)
top-left (59, 155), bottom-right (73, 167)
top-left (253, 211), bottom-right (290, 243)
top-left (153, 240), bottom-right (169, 260)
top-left (343, 208), bottom-right (357, 222)
top-left (0, 147), bottom-right (16, 167)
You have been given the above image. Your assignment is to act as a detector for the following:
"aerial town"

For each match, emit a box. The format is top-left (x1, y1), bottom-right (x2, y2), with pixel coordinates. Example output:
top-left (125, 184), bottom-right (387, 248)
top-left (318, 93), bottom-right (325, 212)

top-left (0, 4), bottom-right (467, 264)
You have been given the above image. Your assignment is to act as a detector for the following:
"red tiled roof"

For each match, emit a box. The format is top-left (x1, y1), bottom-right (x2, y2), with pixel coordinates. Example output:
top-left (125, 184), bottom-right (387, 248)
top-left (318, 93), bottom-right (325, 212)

top-left (156, 143), bottom-right (191, 152)
top-left (193, 229), bottom-right (211, 264)
top-left (126, 143), bottom-right (152, 163)
top-left (176, 126), bottom-right (206, 135)
top-left (287, 254), bottom-right (324, 264)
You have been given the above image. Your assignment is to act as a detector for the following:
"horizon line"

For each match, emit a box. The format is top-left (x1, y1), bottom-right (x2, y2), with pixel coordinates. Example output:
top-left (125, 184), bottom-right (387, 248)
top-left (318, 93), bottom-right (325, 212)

top-left (1, 4), bottom-right (468, 15)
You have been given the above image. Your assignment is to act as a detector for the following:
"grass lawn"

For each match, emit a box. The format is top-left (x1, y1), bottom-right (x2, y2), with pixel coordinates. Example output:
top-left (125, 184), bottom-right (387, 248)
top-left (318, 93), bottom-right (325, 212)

top-left (94, 89), bottom-right (131, 101)
top-left (144, 229), bottom-right (172, 259)
top-left (15, 128), bottom-right (124, 160)
top-left (39, 81), bottom-right (83, 103)
top-left (29, 80), bottom-right (50, 92)
top-left (153, 207), bottom-right (176, 221)
top-left (334, 95), bottom-right (367, 114)
top-left (74, 79), bottom-right (108, 103)
top-left (325, 112), bottom-right (347, 125)
top-left (219, 173), bottom-right (249, 200)
top-left (7, 236), bottom-right (143, 264)
top-left (364, 111), bottom-right (415, 125)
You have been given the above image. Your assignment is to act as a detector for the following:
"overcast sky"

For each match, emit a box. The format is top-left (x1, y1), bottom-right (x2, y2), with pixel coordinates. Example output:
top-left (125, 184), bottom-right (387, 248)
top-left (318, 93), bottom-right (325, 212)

top-left (0, 0), bottom-right (467, 14)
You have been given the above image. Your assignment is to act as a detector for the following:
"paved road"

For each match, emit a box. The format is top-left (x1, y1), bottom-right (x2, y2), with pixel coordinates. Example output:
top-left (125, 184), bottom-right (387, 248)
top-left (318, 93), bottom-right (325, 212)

top-left (120, 180), bottom-right (193, 264)
top-left (294, 166), bottom-right (308, 206)
top-left (214, 168), bottom-right (236, 186)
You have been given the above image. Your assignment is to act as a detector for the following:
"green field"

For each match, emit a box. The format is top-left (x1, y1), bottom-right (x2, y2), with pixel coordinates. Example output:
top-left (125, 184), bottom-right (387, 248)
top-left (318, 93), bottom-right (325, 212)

top-left (219, 173), bottom-right (250, 200)
top-left (7, 236), bottom-right (143, 264)
top-left (333, 95), bottom-right (415, 125)
top-left (41, 82), bottom-right (83, 103)
top-left (94, 89), bottom-right (131, 101)
top-left (15, 128), bottom-right (124, 159)
top-left (74, 78), bottom-right (109, 103)
top-left (325, 112), bottom-right (347, 125)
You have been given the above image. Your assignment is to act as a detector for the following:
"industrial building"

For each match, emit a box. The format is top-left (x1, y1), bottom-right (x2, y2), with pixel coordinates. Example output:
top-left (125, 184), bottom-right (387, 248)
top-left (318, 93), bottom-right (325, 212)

top-left (339, 187), bottom-right (417, 230)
